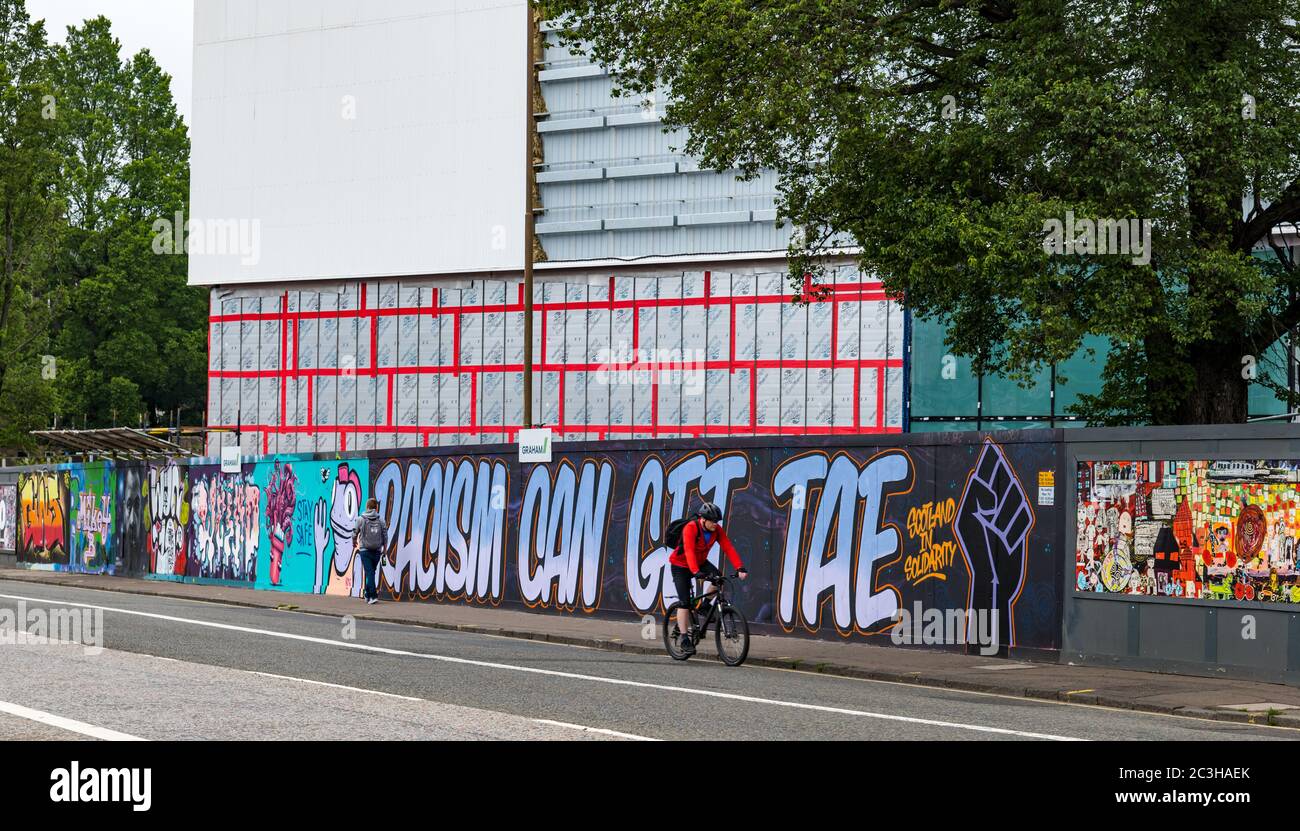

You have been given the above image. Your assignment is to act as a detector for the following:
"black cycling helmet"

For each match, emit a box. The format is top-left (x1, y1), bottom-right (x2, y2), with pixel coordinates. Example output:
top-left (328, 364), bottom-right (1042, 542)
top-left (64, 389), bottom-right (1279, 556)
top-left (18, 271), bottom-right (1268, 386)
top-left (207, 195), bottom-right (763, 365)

top-left (697, 502), bottom-right (723, 522)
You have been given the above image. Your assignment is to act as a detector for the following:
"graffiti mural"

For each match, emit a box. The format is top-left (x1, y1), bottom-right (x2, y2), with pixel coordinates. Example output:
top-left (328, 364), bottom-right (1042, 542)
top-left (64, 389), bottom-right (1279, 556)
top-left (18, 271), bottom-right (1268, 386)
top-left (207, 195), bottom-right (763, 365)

top-left (147, 462), bottom-right (190, 577)
top-left (1077, 459), bottom-right (1300, 604)
top-left (357, 438), bottom-right (1060, 652)
top-left (372, 455), bottom-right (509, 603)
top-left (320, 462), bottom-right (366, 596)
top-left (190, 465), bottom-right (260, 581)
top-left (623, 451), bottom-right (753, 614)
top-left (250, 458), bottom-right (369, 594)
top-left (518, 459), bottom-right (614, 612)
top-left (768, 440), bottom-right (1045, 648)
top-left (68, 463), bottom-right (116, 573)
top-left (3, 433), bottom-right (1064, 654)
top-left (114, 466), bottom-right (147, 575)
top-left (771, 450), bottom-right (914, 635)
top-left (0, 483), bottom-right (16, 553)
top-left (264, 460), bottom-right (298, 587)
top-left (18, 472), bottom-right (67, 565)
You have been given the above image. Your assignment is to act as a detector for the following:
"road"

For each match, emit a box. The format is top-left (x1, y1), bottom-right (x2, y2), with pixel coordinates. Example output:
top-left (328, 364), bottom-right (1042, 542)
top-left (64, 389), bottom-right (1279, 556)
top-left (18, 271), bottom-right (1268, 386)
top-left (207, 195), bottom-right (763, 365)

top-left (0, 579), bottom-right (1293, 741)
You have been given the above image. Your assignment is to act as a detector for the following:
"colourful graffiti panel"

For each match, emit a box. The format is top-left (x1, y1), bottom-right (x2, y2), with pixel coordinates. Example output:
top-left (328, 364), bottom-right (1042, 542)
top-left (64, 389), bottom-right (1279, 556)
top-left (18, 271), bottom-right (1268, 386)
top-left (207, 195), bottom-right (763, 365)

top-left (68, 463), bottom-right (117, 573)
top-left (145, 461), bottom-right (190, 577)
top-left (18, 471), bottom-right (68, 565)
top-left (0, 483), bottom-right (15, 552)
top-left (1076, 460), bottom-right (1300, 603)
top-left (189, 464), bottom-right (259, 582)
top-left (252, 457), bottom-right (368, 594)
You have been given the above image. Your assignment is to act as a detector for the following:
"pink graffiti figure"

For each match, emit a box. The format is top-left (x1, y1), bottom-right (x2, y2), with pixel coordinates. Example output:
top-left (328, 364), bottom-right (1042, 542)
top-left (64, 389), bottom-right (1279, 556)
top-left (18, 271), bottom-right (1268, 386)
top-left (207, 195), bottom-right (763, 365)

top-left (266, 462), bottom-right (298, 586)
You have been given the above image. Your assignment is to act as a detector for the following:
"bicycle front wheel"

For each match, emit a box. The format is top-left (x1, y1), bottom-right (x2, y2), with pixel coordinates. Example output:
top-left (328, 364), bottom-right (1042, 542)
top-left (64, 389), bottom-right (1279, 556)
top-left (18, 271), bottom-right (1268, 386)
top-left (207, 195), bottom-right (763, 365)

top-left (663, 603), bottom-right (694, 661)
top-left (714, 606), bottom-right (750, 666)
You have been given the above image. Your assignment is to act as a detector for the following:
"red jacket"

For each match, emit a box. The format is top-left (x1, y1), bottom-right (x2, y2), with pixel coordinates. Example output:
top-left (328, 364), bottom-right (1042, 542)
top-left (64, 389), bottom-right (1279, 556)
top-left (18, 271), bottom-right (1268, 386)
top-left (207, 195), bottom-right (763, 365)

top-left (669, 518), bottom-right (743, 573)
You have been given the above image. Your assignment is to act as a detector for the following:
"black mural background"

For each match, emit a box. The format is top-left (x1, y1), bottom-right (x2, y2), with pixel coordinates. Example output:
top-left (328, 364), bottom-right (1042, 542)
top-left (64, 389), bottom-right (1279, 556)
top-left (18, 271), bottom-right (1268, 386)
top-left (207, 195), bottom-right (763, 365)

top-left (369, 435), bottom-right (1063, 651)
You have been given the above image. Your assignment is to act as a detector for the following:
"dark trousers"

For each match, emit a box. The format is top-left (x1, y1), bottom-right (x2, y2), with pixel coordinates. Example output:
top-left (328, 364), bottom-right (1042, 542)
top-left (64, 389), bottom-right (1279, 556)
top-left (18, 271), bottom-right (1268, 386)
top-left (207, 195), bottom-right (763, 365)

top-left (359, 549), bottom-right (382, 600)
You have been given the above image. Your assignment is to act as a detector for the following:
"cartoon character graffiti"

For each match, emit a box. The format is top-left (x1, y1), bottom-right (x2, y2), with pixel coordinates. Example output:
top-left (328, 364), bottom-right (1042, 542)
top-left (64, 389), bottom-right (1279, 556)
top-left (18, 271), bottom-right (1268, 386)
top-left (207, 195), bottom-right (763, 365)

top-left (265, 461), bottom-right (298, 586)
top-left (148, 463), bottom-right (189, 576)
top-left (315, 463), bottom-right (363, 596)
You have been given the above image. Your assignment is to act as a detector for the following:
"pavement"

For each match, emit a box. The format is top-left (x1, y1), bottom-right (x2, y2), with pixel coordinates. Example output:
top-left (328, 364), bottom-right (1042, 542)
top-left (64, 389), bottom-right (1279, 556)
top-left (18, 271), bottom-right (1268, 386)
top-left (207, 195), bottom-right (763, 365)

top-left (1, 566), bottom-right (1299, 738)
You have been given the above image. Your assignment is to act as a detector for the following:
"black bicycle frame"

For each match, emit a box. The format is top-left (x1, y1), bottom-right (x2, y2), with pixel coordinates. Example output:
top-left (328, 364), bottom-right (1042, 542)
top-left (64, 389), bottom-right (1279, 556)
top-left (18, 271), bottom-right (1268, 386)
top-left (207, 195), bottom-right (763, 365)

top-left (686, 579), bottom-right (731, 638)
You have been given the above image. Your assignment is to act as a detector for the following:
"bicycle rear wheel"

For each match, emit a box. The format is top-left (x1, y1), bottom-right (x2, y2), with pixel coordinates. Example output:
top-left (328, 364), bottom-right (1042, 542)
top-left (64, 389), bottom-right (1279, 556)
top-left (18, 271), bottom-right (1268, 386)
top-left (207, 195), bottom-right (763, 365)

top-left (663, 603), bottom-right (694, 661)
top-left (714, 606), bottom-right (750, 666)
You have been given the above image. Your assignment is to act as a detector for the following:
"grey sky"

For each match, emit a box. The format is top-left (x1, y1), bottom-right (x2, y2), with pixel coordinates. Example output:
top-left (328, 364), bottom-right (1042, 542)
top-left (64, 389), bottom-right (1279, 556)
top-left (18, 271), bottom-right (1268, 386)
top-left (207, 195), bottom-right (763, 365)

top-left (26, 0), bottom-right (193, 126)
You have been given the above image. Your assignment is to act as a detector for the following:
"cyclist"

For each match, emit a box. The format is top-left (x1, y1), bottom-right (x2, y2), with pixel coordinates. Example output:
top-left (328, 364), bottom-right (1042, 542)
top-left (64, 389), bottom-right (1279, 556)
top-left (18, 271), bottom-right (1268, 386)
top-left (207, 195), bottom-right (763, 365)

top-left (669, 502), bottom-right (747, 655)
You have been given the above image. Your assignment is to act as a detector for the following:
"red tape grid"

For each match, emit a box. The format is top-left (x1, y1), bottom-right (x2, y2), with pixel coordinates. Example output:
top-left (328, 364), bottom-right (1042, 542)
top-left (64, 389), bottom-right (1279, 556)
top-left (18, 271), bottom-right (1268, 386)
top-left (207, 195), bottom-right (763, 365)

top-left (208, 279), bottom-right (904, 438)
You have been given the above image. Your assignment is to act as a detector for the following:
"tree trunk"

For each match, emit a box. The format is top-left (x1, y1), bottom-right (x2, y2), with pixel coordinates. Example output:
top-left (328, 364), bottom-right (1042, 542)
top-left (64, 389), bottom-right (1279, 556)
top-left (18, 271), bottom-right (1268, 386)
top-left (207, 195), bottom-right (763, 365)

top-left (1175, 344), bottom-right (1249, 425)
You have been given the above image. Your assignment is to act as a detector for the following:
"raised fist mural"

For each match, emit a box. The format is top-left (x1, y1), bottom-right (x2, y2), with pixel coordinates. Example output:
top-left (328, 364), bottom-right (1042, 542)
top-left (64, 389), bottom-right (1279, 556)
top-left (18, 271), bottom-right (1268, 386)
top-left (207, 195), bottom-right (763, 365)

top-left (954, 440), bottom-right (1035, 649)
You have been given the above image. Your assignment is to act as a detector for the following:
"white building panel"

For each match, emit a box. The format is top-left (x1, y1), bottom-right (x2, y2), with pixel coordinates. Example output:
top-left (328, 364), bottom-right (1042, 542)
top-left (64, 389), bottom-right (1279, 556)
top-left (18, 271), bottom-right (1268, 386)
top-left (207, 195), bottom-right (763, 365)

top-left (190, 0), bottom-right (527, 285)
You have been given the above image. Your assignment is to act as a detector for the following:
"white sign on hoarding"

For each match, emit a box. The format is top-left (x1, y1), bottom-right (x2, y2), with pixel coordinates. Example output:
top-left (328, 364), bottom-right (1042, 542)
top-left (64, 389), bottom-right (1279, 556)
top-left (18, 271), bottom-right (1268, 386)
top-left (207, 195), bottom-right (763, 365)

top-left (518, 428), bottom-right (553, 463)
top-left (221, 445), bottom-right (241, 474)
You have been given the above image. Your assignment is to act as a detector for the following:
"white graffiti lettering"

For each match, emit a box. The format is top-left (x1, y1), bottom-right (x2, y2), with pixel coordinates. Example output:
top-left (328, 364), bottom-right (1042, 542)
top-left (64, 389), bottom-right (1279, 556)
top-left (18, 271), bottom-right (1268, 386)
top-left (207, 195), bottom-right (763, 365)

top-left (518, 460), bottom-right (614, 611)
top-left (75, 491), bottom-right (112, 567)
top-left (773, 451), bottom-right (912, 633)
top-left (624, 452), bottom-right (749, 613)
top-left (374, 458), bottom-right (508, 602)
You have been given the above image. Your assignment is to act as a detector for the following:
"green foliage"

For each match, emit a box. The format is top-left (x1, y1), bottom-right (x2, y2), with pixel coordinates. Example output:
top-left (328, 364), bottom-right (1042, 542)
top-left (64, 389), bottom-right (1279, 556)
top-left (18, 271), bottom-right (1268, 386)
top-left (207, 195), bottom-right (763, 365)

top-left (543, 0), bottom-right (1300, 424)
top-left (0, 0), bottom-right (63, 451)
top-left (0, 2), bottom-right (203, 454)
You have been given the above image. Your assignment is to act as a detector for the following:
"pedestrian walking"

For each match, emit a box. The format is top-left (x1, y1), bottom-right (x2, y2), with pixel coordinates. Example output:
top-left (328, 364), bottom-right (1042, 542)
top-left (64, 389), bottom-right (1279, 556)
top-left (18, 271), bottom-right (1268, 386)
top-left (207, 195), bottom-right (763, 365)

top-left (352, 498), bottom-right (389, 605)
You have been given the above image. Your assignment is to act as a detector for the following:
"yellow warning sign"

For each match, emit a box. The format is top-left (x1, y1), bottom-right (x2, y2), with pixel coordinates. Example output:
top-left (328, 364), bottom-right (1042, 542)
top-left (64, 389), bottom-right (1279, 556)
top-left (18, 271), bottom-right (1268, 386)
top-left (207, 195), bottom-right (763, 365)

top-left (1038, 471), bottom-right (1055, 488)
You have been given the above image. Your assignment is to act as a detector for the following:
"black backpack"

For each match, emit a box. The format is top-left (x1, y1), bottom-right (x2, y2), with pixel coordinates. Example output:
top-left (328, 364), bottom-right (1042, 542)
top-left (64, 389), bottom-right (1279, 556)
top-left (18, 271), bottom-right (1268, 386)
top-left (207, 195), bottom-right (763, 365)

top-left (662, 515), bottom-right (697, 551)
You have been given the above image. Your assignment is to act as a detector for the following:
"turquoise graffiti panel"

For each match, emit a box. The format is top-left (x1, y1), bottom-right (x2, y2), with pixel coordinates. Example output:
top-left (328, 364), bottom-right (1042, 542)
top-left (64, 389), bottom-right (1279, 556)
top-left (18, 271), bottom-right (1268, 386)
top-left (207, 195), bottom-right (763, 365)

top-left (254, 457), bottom-right (368, 594)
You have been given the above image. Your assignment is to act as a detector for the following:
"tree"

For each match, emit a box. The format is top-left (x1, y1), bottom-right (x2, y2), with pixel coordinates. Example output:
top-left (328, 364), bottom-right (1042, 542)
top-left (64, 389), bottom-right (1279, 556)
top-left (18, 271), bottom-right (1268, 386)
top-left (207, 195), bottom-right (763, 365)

top-left (0, 0), bottom-right (62, 447)
top-left (48, 15), bottom-right (203, 428)
top-left (542, 0), bottom-right (1300, 424)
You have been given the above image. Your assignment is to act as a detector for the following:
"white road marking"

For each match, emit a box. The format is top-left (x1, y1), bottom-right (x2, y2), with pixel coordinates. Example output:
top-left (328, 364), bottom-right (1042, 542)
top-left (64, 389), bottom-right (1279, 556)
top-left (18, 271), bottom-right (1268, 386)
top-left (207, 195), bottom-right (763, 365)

top-left (533, 719), bottom-right (659, 741)
top-left (245, 670), bottom-right (428, 703)
top-left (249, 669), bottom-right (652, 740)
top-left (0, 591), bottom-right (1083, 741)
top-left (0, 699), bottom-right (145, 741)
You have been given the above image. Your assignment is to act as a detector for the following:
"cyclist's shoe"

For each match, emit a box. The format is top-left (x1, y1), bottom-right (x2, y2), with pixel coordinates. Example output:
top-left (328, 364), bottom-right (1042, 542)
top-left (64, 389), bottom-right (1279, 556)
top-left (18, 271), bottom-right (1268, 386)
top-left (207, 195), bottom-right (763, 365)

top-left (679, 633), bottom-right (696, 656)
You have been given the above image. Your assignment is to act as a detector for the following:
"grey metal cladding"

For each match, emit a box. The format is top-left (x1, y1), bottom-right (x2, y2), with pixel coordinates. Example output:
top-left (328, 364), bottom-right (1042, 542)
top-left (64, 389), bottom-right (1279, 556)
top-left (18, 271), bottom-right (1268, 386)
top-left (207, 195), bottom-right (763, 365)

top-left (536, 31), bottom-right (791, 261)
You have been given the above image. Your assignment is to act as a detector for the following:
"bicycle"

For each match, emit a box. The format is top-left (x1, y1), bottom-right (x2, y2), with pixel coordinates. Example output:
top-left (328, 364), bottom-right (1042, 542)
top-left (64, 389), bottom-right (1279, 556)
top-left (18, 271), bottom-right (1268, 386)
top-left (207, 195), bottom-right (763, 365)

top-left (663, 572), bottom-right (750, 666)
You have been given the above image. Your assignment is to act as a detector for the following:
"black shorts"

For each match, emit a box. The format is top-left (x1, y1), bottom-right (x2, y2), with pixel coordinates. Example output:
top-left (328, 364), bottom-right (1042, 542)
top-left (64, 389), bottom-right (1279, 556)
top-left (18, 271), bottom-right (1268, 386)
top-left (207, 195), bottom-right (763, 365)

top-left (671, 561), bottom-right (720, 607)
